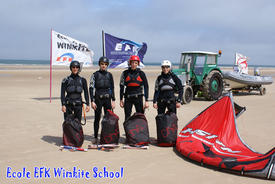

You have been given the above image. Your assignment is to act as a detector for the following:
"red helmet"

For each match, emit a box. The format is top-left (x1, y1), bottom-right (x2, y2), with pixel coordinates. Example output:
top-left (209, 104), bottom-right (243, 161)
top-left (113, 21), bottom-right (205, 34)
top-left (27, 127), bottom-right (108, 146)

top-left (128, 55), bottom-right (140, 65)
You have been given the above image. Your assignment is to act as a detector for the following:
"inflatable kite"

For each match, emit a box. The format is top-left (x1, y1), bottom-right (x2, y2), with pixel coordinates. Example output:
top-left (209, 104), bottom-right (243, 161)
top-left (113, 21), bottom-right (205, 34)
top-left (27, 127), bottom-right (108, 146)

top-left (176, 93), bottom-right (275, 180)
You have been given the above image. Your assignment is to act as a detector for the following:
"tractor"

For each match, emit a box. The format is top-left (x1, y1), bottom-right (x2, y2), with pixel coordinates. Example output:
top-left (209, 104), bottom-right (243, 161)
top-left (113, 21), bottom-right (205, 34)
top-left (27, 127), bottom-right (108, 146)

top-left (172, 51), bottom-right (224, 104)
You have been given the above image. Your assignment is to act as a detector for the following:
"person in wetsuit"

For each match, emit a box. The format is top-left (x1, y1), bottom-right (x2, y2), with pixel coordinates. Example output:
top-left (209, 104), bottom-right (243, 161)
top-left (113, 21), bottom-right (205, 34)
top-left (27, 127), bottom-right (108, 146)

top-left (120, 55), bottom-right (149, 121)
top-left (89, 56), bottom-right (115, 142)
top-left (61, 60), bottom-right (90, 121)
top-left (153, 60), bottom-right (183, 114)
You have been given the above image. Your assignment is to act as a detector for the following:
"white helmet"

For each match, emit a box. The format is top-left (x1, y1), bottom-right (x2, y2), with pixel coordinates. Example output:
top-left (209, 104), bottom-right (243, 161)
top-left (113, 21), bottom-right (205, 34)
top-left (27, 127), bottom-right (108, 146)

top-left (161, 60), bottom-right (172, 67)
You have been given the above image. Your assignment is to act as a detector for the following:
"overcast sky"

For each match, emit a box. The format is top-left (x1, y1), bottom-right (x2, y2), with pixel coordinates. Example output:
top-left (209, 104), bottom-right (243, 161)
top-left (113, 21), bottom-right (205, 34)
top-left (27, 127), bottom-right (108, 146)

top-left (0, 0), bottom-right (275, 65)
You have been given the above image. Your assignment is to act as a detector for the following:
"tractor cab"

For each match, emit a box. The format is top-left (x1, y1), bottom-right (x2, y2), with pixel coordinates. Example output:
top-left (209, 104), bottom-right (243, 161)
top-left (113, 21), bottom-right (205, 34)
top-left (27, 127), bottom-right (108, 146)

top-left (173, 51), bottom-right (224, 103)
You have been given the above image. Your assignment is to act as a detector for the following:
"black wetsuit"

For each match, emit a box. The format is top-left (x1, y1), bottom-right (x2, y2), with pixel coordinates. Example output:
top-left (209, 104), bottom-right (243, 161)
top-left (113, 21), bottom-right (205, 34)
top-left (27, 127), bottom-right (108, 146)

top-left (61, 73), bottom-right (89, 121)
top-left (89, 70), bottom-right (115, 139)
top-left (153, 72), bottom-right (183, 114)
top-left (120, 68), bottom-right (149, 120)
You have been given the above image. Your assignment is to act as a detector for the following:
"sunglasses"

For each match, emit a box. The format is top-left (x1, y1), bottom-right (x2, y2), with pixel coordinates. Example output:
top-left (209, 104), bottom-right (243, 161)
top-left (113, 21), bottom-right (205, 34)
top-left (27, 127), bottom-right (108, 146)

top-left (161, 66), bottom-right (170, 68)
top-left (100, 63), bottom-right (108, 66)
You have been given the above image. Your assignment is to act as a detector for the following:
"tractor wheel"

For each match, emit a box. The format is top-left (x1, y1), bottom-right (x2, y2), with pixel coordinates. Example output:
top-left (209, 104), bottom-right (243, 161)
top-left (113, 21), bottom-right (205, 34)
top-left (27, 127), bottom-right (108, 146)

top-left (202, 70), bottom-right (224, 100)
top-left (182, 85), bottom-right (193, 104)
top-left (259, 87), bottom-right (266, 95)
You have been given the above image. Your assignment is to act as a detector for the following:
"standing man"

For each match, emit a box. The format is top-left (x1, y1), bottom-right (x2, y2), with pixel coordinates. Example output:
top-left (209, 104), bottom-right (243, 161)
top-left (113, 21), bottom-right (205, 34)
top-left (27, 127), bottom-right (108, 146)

top-left (61, 60), bottom-right (90, 121)
top-left (120, 55), bottom-right (149, 121)
top-left (153, 60), bottom-right (183, 114)
top-left (89, 56), bottom-right (115, 143)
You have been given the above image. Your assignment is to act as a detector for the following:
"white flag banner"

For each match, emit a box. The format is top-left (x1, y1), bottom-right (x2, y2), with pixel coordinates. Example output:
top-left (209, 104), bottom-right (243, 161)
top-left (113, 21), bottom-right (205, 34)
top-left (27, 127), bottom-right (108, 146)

top-left (51, 30), bottom-right (94, 67)
top-left (235, 52), bottom-right (248, 74)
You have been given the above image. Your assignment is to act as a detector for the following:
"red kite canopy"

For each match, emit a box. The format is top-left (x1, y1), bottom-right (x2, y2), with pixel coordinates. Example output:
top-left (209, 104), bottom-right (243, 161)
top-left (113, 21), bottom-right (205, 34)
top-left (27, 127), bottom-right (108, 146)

top-left (176, 93), bottom-right (275, 180)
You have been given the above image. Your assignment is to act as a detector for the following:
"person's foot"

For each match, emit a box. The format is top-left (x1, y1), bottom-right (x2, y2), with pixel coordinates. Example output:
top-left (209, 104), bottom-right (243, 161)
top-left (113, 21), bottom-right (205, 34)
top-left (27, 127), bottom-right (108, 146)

top-left (92, 138), bottom-right (98, 145)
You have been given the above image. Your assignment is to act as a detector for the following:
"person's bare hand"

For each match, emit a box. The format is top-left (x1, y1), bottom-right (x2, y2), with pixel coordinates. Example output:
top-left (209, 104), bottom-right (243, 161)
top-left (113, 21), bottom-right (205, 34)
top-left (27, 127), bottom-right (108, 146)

top-left (86, 105), bottom-right (90, 112)
top-left (91, 102), bottom-right (97, 110)
top-left (112, 101), bottom-right (116, 109)
top-left (120, 100), bottom-right (124, 108)
top-left (62, 105), bottom-right (66, 113)
top-left (144, 101), bottom-right (149, 109)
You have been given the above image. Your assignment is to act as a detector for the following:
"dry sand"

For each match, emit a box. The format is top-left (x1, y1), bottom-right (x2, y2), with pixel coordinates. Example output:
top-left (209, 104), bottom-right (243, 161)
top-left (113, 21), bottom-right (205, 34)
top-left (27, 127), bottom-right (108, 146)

top-left (0, 65), bottom-right (274, 184)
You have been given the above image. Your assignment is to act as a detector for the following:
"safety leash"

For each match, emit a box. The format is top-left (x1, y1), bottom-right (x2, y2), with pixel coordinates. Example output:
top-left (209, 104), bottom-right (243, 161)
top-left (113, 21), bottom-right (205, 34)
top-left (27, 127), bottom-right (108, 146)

top-left (81, 103), bottom-right (87, 125)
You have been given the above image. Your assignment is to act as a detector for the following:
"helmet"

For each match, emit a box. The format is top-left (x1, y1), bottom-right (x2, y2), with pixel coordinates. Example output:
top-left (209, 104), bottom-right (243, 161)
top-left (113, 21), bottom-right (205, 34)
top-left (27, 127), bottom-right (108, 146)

top-left (161, 60), bottom-right (172, 67)
top-left (70, 60), bottom-right (81, 71)
top-left (128, 55), bottom-right (140, 65)
top-left (98, 56), bottom-right (109, 66)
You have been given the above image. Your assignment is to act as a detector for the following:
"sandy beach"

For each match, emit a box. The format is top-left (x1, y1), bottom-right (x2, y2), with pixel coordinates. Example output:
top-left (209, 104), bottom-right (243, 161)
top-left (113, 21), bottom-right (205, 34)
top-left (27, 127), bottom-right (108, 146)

top-left (0, 65), bottom-right (274, 184)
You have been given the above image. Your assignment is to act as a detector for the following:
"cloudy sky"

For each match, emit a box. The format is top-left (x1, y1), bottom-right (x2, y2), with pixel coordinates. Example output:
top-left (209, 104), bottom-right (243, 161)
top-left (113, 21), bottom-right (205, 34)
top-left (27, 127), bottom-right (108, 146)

top-left (0, 0), bottom-right (275, 65)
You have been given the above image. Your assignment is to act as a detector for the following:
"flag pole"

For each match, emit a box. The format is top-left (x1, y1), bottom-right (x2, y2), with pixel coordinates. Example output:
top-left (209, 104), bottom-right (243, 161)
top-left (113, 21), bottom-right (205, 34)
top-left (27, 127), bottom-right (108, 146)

top-left (102, 30), bottom-right (106, 57)
top-left (50, 29), bottom-right (53, 103)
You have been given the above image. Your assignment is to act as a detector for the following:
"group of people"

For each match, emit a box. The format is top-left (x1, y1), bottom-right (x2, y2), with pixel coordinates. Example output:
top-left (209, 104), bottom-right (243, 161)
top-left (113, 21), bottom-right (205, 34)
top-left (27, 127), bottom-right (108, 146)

top-left (61, 55), bottom-right (183, 143)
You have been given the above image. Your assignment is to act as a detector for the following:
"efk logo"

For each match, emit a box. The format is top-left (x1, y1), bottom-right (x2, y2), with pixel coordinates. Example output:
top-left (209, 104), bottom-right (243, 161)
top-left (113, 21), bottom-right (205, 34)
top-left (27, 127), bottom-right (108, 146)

top-left (56, 53), bottom-right (74, 62)
top-left (114, 40), bottom-right (141, 54)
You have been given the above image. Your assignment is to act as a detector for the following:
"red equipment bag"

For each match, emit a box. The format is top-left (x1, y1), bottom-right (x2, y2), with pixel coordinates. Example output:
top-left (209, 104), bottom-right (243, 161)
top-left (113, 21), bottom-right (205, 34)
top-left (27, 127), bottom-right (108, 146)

top-left (156, 112), bottom-right (178, 147)
top-left (123, 113), bottom-right (150, 146)
top-left (62, 114), bottom-right (84, 147)
top-left (100, 110), bottom-right (120, 144)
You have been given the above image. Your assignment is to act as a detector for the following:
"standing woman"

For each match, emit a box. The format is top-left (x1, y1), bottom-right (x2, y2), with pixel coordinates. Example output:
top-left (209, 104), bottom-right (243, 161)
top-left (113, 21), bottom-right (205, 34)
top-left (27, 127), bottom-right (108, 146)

top-left (153, 60), bottom-right (183, 114)
top-left (61, 61), bottom-right (90, 121)
top-left (89, 56), bottom-right (115, 143)
top-left (120, 55), bottom-right (149, 121)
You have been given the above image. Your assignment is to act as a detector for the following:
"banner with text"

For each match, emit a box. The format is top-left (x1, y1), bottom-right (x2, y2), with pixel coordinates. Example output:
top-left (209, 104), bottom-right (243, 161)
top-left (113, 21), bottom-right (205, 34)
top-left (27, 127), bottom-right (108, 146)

top-left (51, 30), bottom-right (94, 67)
top-left (104, 33), bottom-right (147, 68)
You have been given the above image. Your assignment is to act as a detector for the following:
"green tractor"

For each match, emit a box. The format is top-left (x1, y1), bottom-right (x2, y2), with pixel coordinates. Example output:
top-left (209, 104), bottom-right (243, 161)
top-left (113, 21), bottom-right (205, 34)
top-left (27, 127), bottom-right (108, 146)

top-left (172, 51), bottom-right (224, 104)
